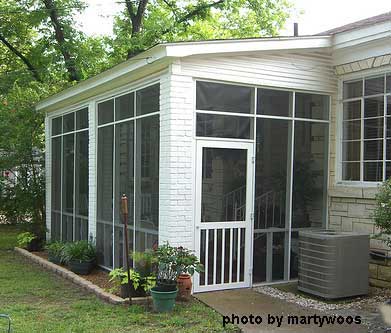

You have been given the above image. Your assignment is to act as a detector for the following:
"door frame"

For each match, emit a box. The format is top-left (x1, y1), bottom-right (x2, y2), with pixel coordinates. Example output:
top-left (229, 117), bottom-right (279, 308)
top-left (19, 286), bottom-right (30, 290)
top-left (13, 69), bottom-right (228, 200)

top-left (193, 139), bottom-right (254, 292)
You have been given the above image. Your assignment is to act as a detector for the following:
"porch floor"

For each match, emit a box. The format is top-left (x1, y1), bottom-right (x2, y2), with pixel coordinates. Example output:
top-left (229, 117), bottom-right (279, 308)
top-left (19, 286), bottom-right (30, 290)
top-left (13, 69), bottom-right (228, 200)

top-left (195, 288), bottom-right (367, 332)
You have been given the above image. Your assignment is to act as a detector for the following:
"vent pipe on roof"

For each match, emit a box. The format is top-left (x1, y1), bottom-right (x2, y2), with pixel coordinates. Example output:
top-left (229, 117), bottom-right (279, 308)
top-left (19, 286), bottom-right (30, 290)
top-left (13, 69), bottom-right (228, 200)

top-left (294, 22), bottom-right (299, 37)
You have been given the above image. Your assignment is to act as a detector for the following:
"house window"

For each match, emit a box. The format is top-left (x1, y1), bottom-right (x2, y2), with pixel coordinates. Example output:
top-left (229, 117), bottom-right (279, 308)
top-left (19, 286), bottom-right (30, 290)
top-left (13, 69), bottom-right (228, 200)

top-left (96, 83), bottom-right (160, 269)
top-left (342, 73), bottom-right (391, 182)
top-left (50, 108), bottom-right (89, 241)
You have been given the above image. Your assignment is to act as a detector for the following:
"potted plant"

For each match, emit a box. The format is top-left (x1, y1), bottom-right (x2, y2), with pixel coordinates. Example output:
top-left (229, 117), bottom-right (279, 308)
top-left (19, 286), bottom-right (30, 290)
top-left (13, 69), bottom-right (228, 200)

top-left (150, 243), bottom-right (179, 312)
top-left (16, 232), bottom-right (40, 251)
top-left (176, 246), bottom-right (203, 301)
top-left (63, 241), bottom-right (96, 275)
top-left (108, 267), bottom-right (156, 298)
top-left (45, 241), bottom-right (65, 265)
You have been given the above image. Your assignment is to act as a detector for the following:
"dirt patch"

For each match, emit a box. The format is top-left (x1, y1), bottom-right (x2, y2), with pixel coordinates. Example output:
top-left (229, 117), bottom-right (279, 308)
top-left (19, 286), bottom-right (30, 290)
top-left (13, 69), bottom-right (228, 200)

top-left (32, 250), bottom-right (116, 295)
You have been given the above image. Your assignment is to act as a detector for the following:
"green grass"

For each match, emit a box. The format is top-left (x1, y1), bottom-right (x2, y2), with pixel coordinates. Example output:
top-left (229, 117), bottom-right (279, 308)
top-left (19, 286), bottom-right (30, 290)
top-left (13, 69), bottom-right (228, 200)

top-left (0, 225), bottom-right (236, 333)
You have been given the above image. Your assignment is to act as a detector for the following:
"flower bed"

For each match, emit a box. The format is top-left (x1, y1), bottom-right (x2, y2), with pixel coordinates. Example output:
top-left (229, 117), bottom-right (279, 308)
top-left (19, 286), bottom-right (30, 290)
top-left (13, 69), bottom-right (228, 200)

top-left (14, 247), bottom-right (152, 306)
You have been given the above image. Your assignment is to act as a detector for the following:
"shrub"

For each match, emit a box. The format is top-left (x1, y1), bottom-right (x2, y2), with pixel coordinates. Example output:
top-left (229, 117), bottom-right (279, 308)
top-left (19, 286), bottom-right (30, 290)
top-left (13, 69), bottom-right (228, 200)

top-left (63, 241), bottom-right (96, 263)
top-left (16, 232), bottom-right (36, 249)
top-left (373, 179), bottom-right (391, 247)
top-left (45, 241), bottom-right (65, 262)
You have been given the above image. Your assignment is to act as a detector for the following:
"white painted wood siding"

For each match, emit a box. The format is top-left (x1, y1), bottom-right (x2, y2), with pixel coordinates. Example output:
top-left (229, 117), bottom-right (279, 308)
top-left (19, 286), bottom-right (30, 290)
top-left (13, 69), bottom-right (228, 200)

top-left (179, 51), bottom-right (337, 93)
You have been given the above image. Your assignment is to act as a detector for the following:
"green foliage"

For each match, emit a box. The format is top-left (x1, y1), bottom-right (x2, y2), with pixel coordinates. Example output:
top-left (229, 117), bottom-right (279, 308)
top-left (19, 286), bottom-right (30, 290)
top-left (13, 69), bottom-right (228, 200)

top-left (45, 241), bottom-right (65, 259)
top-left (131, 249), bottom-right (158, 277)
top-left (108, 267), bottom-right (156, 293)
top-left (63, 240), bottom-right (96, 263)
top-left (373, 179), bottom-right (391, 247)
top-left (155, 242), bottom-right (203, 286)
top-left (16, 231), bottom-right (36, 248)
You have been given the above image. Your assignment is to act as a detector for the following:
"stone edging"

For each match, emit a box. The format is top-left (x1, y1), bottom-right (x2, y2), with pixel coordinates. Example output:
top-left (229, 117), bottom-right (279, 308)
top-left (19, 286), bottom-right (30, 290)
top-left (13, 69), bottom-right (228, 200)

top-left (14, 247), bottom-right (151, 306)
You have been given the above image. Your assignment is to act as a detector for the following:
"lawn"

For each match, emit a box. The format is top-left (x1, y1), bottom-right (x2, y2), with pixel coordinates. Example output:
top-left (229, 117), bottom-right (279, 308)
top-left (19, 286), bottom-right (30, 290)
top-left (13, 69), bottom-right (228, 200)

top-left (0, 225), bottom-right (236, 333)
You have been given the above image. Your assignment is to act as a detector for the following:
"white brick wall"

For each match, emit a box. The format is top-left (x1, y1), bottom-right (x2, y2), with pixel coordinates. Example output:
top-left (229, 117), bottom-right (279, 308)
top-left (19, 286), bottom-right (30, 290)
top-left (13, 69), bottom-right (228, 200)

top-left (45, 116), bottom-right (51, 239)
top-left (159, 70), bottom-right (195, 250)
top-left (88, 101), bottom-right (97, 240)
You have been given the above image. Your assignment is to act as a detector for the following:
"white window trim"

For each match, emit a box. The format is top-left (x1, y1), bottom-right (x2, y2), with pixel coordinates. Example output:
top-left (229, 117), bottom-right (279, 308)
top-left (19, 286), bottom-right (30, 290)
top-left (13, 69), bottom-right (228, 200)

top-left (337, 70), bottom-right (391, 185)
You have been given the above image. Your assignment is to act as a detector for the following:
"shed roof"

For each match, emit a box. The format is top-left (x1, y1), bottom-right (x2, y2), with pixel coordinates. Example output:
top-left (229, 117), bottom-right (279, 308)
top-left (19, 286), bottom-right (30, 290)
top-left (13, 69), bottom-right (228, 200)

top-left (318, 11), bottom-right (391, 35)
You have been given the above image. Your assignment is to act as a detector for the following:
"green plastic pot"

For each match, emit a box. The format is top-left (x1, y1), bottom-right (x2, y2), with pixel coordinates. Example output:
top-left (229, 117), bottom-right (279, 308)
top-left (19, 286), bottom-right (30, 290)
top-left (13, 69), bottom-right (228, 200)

top-left (150, 287), bottom-right (178, 312)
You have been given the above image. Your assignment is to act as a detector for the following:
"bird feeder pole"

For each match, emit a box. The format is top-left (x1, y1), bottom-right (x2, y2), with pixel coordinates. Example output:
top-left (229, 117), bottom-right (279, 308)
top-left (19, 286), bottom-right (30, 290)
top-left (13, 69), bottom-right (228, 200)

top-left (121, 194), bottom-right (132, 305)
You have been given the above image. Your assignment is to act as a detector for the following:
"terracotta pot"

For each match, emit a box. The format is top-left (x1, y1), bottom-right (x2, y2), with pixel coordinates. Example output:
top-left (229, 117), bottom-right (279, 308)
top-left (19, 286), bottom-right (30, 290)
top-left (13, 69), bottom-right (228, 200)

top-left (177, 274), bottom-right (192, 301)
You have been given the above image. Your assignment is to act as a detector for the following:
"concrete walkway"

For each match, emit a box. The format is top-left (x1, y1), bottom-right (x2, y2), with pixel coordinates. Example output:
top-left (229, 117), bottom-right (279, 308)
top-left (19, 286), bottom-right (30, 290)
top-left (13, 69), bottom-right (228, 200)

top-left (195, 289), bottom-right (368, 332)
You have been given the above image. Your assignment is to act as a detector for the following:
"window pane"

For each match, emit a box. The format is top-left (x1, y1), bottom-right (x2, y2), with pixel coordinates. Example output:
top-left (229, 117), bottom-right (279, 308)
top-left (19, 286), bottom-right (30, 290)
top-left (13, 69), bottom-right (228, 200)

top-left (114, 121), bottom-right (134, 226)
top-left (343, 101), bottom-right (361, 120)
top-left (343, 141), bottom-right (360, 161)
top-left (62, 134), bottom-right (74, 242)
top-left (387, 75), bottom-right (391, 93)
top-left (97, 125), bottom-right (114, 268)
top-left (295, 93), bottom-right (329, 120)
top-left (254, 118), bottom-right (290, 229)
top-left (343, 80), bottom-right (362, 99)
top-left (98, 99), bottom-right (114, 125)
top-left (196, 113), bottom-right (253, 139)
top-left (75, 131), bottom-right (89, 241)
top-left (114, 121), bottom-right (134, 267)
top-left (201, 147), bottom-right (247, 222)
top-left (116, 93), bottom-right (134, 120)
top-left (386, 162), bottom-right (391, 179)
top-left (364, 117), bottom-right (383, 139)
top-left (343, 120), bottom-right (360, 140)
top-left (196, 81), bottom-right (253, 114)
top-left (387, 117), bottom-right (391, 137)
top-left (51, 137), bottom-right (62, 240)
top-left (386, 139), bottom-right (391, 160)
top-left (364, 140), bottom-right (383, 160)
top-left (136, 84), bottom-right (159, 116)
top-left (76, 108), bottom-right (88, 130)
top-left (257, 89), bottom-right (292, 116)
top-left (364, 162), bottom-right (383, 181)
top-left (387, 96), bottom-right (391, 115)
top-left (364, 97), bottom-right (384, 118)
top-left (292, 121), bottom-right (328, 228)
top-left (135, 115), bottom-right (159, 252)
top-left (365, 76), bottom-right (384, 96)
top-left (63, 113), bottom-right (75, 133)
top-left (272, 232), bottom-right (285, 281)
top-left (342, 162), bottom-right (360, 181)
top-left (52, 117), bottom-right (62, 135)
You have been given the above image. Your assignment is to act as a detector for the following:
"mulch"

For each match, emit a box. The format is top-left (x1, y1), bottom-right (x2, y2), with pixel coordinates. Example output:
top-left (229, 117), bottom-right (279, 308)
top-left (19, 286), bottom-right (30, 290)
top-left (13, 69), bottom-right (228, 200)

top-left (32, 250), bottom-right (118, 295)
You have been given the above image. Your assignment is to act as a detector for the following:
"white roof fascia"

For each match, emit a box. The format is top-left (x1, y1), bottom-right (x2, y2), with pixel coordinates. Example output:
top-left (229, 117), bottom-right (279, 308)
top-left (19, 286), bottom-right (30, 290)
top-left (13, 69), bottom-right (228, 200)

top-left (164, 36), bottom-right (332, 57)
top-left (333, 21), bottom-right (391, 50)
top-left (36, 45), bottom-right (167, 111)
top-left (36, 36), bottom-right (332, 112)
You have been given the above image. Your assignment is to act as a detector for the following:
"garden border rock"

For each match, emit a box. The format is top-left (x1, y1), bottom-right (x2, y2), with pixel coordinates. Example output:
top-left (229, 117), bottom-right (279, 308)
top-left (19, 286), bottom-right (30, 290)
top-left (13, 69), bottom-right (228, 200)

top-left (14, 247), bottom-right (152, 307)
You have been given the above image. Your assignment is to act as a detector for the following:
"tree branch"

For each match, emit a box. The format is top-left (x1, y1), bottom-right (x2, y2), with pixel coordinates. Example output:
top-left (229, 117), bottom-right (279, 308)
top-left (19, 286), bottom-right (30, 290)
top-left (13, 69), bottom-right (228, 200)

top-left (161, 0), bottom-right (225, 35)
top-left (0, 33), bottom-right (42, 82)
top-left (126, 0), bottom-right (149, 58)
top-left (42, 0), bottom-right (80, 82)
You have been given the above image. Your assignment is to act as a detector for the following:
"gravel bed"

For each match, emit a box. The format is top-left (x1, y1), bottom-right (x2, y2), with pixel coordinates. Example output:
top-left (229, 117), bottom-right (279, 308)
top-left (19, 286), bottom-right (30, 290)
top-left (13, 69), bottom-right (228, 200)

top-left (255, 285), bottom-right (391, 312)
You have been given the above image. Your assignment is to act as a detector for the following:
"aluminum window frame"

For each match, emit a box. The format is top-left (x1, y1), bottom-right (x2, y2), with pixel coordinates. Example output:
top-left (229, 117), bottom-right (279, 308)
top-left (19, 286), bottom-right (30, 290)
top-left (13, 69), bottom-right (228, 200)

top-left (50, 107), bottom-right (89, 242)
top-left (96, 81), bottom-right (160, 269)
top-left (340, 72), bottom-right (391, 184)
top-left (194, 78), bottom-right (331, 286)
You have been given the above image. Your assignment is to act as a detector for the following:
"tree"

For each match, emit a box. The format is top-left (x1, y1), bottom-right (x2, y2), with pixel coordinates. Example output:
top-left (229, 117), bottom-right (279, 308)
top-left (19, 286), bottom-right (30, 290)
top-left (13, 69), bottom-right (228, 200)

top-left (110, 0), bottom-right (292, 61)
top-left (0, 0), bottom-right (292, 237)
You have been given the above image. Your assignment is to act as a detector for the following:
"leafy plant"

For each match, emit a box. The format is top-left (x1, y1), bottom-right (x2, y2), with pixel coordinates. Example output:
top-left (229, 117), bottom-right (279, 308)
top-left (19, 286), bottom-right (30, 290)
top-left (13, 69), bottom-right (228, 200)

top-left (176, 246), bottom-right (204, 276)
top-left (130, 250), bottom-right (157, 277)
top-left (16, 232), bottom-right (36, 248)
top-left (45, 241), bottom-right (65, 262)
top-left (108, 267), bottom-right (156, 293)
top-left (373, 179), bottom-right (391, 247)
top-left (63, 241), bottom-right (96, 263)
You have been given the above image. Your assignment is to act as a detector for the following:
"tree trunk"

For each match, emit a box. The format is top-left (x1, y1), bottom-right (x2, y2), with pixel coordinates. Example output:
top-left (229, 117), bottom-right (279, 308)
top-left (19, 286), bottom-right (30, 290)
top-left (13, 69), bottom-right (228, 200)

top-left (42, 0), bottom-right (80, 82)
